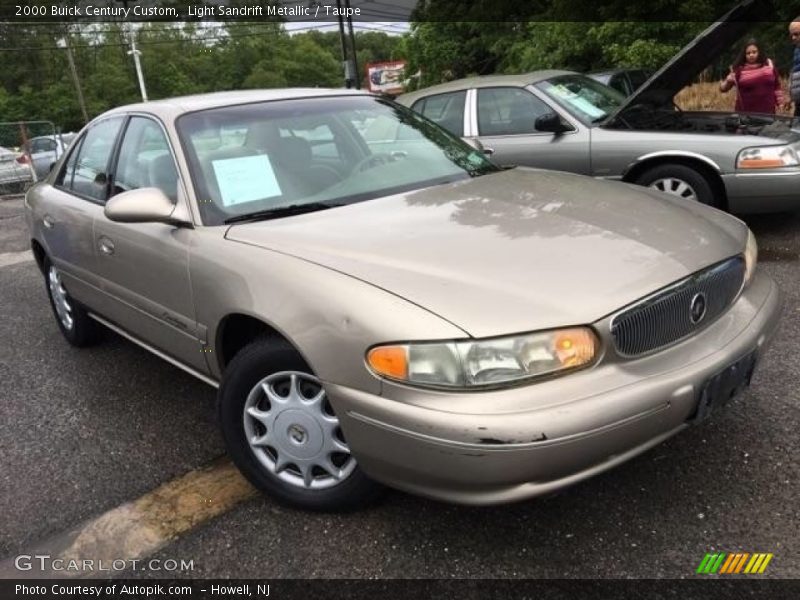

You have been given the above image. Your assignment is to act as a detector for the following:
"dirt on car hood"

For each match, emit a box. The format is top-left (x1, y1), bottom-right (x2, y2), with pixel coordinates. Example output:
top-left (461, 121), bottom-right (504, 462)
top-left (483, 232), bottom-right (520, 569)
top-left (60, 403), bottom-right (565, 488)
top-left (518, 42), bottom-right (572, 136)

top-left (226, 168), bottom-right (746, 338)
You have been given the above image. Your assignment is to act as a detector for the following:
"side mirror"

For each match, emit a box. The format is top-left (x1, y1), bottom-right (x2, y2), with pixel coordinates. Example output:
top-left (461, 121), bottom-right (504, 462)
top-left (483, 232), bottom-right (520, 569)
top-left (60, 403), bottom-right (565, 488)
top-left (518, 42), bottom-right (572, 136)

top-left (535, 113), bottom-right (570, 134)
top-left (104, 187), bottom-right (190, 226)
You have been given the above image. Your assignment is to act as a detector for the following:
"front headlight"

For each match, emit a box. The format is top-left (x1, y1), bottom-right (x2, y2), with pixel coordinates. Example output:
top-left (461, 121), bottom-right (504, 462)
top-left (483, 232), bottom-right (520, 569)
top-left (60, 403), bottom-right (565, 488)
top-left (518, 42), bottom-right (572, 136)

top-left (366, 327), bottom-right (598, 389)
top-left (744, 228), bottom-right (758, 286)
top-left (737, 145), bottom-right (799, 169)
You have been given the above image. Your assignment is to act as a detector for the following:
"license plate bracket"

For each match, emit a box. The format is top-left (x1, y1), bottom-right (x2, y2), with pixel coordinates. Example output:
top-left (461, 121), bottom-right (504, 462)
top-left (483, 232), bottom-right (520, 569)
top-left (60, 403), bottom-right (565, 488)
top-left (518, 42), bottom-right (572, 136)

top-left (690, 350), bottom-right (758, 424)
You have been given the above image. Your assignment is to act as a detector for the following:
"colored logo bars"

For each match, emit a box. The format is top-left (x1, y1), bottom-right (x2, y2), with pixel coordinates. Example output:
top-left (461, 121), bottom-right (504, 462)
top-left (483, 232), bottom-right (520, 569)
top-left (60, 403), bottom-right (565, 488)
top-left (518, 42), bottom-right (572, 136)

top-left (696, 552), bottom-right (774, 574)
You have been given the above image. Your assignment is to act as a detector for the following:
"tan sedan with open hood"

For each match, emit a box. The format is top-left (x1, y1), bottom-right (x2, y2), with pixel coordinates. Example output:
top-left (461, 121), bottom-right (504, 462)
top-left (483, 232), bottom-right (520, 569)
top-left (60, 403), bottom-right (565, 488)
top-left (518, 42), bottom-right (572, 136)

top-left (25, 89), bottom-right (781, 509)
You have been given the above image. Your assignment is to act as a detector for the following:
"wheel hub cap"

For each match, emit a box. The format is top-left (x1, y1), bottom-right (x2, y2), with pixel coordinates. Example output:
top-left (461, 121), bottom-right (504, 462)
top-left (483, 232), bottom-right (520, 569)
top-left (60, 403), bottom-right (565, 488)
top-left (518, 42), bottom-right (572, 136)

top-left (273, 410), bottom-right (323, 459)
top-left (243, 371), bottom-right (356, 490)
top-left (48, 266), bottom-right (74, 330)
top-left (648, 177), bottom-right (697, 201)
top-left (288, 424), bottom-right (307, 445)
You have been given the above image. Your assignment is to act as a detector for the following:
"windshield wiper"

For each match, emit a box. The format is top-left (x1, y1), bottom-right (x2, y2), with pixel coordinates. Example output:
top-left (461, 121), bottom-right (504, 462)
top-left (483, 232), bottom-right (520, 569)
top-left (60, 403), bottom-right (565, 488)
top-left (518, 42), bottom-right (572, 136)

top-left (224, 202), bottom-right (342, 224)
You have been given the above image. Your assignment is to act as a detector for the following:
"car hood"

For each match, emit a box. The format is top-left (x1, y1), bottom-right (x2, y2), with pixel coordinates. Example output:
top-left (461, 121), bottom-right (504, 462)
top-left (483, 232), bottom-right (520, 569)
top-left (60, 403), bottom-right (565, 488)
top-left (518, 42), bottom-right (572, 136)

top-left (225, 169), bottom-right (746, 338)
top-left (609, 0), bottom-right (771, 121)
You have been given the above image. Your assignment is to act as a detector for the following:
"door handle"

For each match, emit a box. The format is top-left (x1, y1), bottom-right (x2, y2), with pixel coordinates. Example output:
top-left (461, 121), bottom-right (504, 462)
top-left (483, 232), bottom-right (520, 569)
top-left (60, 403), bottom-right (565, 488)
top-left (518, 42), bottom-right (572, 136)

top-left (98, 236), bottom-right (115, 256)
top-left (42, 214), bottom-right (55, 229)
top-left (482, 146), bottom-right (495, 156)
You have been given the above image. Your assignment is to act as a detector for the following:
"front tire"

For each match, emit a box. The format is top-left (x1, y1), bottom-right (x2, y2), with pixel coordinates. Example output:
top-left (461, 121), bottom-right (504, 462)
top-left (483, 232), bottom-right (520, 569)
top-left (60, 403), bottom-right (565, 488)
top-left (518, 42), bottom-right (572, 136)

top-left (218, 339), bottom-right (383, 511)
top-left (635, 164), bottom-right (719, 208)
top-left (43, 257), bottom-right (100, 347)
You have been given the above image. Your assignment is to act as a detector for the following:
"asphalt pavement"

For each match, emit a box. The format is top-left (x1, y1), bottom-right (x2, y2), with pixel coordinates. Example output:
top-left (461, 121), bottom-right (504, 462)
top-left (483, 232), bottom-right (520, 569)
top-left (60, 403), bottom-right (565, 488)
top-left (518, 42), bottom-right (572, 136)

top-left (1, 194), bottom-right (798, 580)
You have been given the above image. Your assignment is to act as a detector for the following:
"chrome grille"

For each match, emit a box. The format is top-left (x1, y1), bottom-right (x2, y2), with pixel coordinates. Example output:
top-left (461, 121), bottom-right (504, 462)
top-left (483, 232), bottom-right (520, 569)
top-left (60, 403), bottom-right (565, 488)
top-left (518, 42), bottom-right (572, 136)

top-left (611, 257), bottom-right (745, 357)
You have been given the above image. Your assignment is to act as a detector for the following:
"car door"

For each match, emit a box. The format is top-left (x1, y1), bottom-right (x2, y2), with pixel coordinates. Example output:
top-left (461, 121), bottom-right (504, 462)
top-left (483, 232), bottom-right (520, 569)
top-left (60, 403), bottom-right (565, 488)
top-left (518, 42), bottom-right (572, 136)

top-left (471, 86), bottom-right (591, 173)
top-left (92, 115), bottom-right (208, 373)
top-left (35, 117), bottom-right (125, 311)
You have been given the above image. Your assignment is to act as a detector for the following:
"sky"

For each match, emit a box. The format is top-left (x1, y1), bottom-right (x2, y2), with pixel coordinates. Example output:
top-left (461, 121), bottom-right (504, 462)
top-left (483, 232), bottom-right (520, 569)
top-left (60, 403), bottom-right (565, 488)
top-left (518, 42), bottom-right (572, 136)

top-left (283, 21), bottom-right (410, 36)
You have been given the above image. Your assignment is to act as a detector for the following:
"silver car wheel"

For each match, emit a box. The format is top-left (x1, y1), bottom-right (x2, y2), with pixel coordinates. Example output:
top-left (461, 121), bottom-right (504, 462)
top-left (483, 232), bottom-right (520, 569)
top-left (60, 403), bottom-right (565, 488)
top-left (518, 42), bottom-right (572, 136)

top-left (243, 371), bottom-right (356, 490)
top-left (48, 265), bottom-right (74, 331)
top-left (648, 177), bottom-right (697, 201)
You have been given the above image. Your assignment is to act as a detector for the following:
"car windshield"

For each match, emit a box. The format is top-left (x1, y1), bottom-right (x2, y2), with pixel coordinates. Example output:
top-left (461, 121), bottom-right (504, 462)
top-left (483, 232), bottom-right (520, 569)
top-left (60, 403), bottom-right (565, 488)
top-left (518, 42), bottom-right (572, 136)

top-left (177, 95), bottom-right (498, 225)
top-left (536, 75), bottom-right (625, 126)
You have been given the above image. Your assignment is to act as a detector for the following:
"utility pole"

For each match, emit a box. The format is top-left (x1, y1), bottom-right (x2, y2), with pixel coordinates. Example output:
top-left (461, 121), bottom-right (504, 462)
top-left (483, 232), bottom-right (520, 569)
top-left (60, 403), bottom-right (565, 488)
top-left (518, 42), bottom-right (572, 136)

top-left (335, 0), bottom-right (354, 88)
top-left (127, 25), bottom-right (148, 102)
top-left (116, 0), bottom-right (147, 101)
top-left (61, 28), bottom-right (89, 124)
top-left (344, 0), bottom-right (359, 89)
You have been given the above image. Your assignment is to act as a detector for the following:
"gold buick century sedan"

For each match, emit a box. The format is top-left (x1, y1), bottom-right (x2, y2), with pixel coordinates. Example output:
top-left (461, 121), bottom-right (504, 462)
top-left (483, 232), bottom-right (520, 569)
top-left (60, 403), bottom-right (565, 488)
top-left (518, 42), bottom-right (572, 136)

top-left (25, 89), bottom-right (782, 510)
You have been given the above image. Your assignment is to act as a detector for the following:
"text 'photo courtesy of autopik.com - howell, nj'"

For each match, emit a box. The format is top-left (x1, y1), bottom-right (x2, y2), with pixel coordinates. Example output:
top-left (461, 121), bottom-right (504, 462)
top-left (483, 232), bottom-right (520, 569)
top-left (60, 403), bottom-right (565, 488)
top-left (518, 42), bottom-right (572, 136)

top-left (0, 0), bottom-right (800, 599)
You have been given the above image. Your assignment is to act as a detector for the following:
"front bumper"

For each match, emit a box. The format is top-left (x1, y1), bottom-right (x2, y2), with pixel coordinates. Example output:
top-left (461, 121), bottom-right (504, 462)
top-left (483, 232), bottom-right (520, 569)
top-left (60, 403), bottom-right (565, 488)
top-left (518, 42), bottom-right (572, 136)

top-left (327, 271), bottom-right (782, 505)
top-left (723, 170), bottom-right (800, 213)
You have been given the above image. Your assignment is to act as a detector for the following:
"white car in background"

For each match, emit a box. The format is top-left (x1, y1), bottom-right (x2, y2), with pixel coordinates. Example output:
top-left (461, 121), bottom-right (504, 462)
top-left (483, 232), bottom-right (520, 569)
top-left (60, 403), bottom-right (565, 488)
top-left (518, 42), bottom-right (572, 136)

top-left (0, 145), bottom-right (34, 193)
top-left (22, 133), bottom-right (77, 180)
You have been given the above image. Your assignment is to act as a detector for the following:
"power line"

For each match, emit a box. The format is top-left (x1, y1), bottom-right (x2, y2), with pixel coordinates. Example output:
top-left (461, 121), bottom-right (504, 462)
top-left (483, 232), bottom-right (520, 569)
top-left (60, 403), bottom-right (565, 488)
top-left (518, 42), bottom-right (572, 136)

top-left (350, 1), bottom-right (411, 18)
top-left (0, 22), bottom-right (391, 52)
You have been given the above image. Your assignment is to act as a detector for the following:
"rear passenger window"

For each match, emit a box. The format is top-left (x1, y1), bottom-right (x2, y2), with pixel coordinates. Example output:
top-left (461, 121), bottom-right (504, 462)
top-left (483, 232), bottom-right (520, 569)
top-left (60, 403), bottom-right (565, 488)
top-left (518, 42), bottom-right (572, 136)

top-left (412, 91), bottom-right (466, 136)
top-left (112, 117), bottom-right (178, 202)
top-left (57, 117), bottom-right (124, 202)
top-left (31, 138), bottom-right (57, 153)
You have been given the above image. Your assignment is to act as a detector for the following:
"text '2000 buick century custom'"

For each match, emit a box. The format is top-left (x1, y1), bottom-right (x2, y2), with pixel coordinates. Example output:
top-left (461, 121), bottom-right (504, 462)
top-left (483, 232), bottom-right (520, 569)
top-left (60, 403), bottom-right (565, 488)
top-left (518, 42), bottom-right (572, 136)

top-left (25, 89), bottom-right (781, 509)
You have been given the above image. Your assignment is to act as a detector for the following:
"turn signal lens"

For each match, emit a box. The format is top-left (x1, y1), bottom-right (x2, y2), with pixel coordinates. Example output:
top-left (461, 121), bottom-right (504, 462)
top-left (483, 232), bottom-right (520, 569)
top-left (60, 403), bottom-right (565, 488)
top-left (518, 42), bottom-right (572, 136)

top-left (554, 328), bottom-right (597, 367)
top-left (737, 145), bottom-right (799, 169)
top-left (367, 346), bottom-right (408, 379)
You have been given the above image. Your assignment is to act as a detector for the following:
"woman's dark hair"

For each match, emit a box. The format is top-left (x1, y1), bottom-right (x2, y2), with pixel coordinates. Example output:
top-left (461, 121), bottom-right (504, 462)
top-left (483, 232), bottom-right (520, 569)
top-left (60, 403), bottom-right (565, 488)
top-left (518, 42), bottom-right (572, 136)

top-left (733, 38), bottom-right (768, 69)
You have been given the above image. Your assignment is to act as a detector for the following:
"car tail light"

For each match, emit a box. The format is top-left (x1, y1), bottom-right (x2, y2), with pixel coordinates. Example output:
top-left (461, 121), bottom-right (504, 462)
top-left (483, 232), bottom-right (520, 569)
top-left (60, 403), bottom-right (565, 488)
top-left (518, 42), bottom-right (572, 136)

top-left (16, 154), bottom-right (30, 165)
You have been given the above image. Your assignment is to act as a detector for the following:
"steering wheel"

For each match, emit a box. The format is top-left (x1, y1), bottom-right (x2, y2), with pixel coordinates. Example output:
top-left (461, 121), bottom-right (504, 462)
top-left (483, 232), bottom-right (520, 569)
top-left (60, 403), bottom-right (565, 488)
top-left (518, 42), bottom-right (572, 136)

top-left (353, 152), bottom-right (397, 174)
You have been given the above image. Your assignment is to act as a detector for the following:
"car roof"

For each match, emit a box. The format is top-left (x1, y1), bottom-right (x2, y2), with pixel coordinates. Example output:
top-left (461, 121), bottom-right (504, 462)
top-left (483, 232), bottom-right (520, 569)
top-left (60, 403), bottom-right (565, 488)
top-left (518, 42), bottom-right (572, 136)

top-left (100, 88), bottom-right (371, 121)
top-left (589, 69), bottom-right (624, 78)
top-left (397, 70), bottom-right (575, 105)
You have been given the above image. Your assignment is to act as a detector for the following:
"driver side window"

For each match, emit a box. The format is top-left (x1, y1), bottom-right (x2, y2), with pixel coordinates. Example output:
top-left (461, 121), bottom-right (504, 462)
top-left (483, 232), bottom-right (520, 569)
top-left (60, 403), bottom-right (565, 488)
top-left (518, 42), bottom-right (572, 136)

top-left (477, 88), bottom-right (552, 136)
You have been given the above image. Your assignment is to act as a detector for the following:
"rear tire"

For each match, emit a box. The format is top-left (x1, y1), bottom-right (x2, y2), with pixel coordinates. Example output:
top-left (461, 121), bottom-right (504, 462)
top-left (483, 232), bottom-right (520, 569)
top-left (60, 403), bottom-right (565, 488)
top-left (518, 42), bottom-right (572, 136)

top-left (635, 164), bottom-right (719, 208)
top-left (218, 339), bottom-right (384, 511)
top-left (43, 257), bottom-right (101, 347)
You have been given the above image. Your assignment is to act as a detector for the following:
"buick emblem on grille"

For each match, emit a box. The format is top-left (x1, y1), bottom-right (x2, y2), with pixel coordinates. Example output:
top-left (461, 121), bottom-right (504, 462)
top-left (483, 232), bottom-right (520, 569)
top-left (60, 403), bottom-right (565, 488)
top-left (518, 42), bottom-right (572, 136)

top-left (690, 292), bottom-right (707, 325)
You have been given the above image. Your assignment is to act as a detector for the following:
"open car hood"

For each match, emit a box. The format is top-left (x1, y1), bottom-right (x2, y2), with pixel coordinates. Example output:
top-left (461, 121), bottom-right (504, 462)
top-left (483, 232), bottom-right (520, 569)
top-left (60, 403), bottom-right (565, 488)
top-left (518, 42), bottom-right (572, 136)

top-left (608, 0), bottom-right (773, 123)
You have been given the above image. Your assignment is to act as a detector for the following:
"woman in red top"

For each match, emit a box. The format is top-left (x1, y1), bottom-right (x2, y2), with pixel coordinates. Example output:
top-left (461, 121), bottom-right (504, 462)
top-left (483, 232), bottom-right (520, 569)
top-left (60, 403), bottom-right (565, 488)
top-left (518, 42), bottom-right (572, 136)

top-left (720, 39), bottom-right (784, 114)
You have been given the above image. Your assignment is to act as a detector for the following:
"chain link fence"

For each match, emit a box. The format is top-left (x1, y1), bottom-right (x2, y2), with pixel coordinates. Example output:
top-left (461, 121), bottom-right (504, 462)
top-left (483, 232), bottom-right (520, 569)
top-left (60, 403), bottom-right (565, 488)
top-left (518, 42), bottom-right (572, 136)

top-left (0, 121), bottom-right (76, 198)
